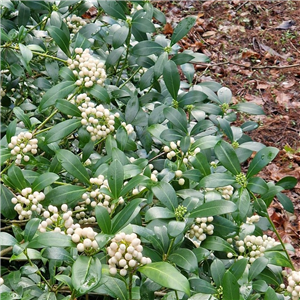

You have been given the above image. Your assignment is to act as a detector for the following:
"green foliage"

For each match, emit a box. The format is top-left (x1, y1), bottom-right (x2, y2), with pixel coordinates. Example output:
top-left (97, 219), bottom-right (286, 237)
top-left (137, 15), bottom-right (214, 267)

top-left (0, 1), bottom-right (297, 300)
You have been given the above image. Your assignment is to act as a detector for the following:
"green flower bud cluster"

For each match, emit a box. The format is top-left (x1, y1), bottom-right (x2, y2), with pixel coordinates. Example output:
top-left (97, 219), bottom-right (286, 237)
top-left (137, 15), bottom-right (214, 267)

top-left (235, 172), bottom-right (248, 188)
top-left (188, 217), bottom-right (214, 245)
top-left (175, 205), bottom-right (187, 220)
top-left (11, 188), bottom-right (45, 220)
top-left (107, 232), bottom-right (151, 276)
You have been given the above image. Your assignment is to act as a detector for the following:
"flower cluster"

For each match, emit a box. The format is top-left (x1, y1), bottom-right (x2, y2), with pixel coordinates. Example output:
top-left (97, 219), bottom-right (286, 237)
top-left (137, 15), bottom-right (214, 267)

top-left (107, 232), bottom-right (151, 276)
top-left (246, 214), bottom-right (260, 225)
top-left (205, 185), bottom-right (234, 200)
top-left (79, 101), bottom-right (118, 141)
top-left (163, 138), bottom-right (200, 164)
top-left (65, 15), bottom-right (88, 34)
top-left (67, 48), bottom-right (106, 88)
top-left (8, 132), bottom-right (38, 164)
top-left (188, 217), bottom-right (214, 244)
top-left (0, 87), bottom-right (5, 99)
top-left (71, 227), bottom-right (99, 253)
top-left (234, 234), bottom-right (280, 263)
top-left (38, 204), bottom-right (79, 234)
top-left (11, 188), bottom-right (45, 220)
top-left (284, 270), bottom-right (300, 300)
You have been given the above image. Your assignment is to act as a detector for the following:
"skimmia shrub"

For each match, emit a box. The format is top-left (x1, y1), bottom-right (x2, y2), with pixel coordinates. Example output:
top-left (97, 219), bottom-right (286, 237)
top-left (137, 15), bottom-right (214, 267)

top-left (0, 1), bottom-right (298, 300)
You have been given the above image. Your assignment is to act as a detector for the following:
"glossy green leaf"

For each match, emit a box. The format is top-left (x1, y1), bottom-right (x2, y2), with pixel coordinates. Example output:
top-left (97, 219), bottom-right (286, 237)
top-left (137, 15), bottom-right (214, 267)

top-left (74, 32), bottom-right (92, 50)
top-left (31, 172), bottom-right (59, 192)
top-left (43, 185), bottom-right (85, 207)
top-left (55, 99), bottom-right (81, 117)
top-left (99, 0), bottom-right (126, 20)
top-left (264, 251), bottom-right (293, 268)
top-left (161, 129), bottom-right (185, 141)
top-left (222, 271), bottom-right (239, 300)
top-left (113, 26), bottom-right (129, 48)
top-left (47, 26), bottom-right (70, 57)
top-left (108, 159), bottom-right (124, 199)
top-left (71, 256), bottom-right (102, 296)
top-left (88, 84), bottom-right (110, 103)
top-left (201, 236), bottom-right (236, 254)
top-left (169, 248), bottom-right (198, 272)
top-left (256, 267), bottom-right (281, 286)
top-left (247, 177), bottom-right (269, 195)
top-left (0, 184), bottom-right (17, 219)
top-left (111, 198), bottom-right (143, 234)
top-left (167, 221), bottom-right (186, 237)
top-left (152, 181), bottom-right (178, 211)
top-left (120, 175), bottom-right (148, 197)
top-left (248, 256), bottom-right (269, 281)
top-left (19, 43), bottom-right (32, 65)
top-left (218, 118), bottom-right (234, 142)
top-left (145, 207), bottom-right (175, 222)
top-left (178, 90), bottom-right (207, 107)
top-left (39, 81), bottom-right (76, 110)
top-left (59, 66), bottom-right (76, 81)
top-left (192, 247), bottom-right (210, 262)
top-left (163, 60), bottom-right (180, 100)
top-left (189, 200), bottom-right (236, 218)
top-left (18, 2), bottom-right (30, 26)
top-left (163, 107), bottom-right (188, 134)
top-left (56, 149), bottom-right (90, 185)
top-left (13, 107), bottom-right (31, 129)
top-left (189, 278), bottom-right (217, 294)
top-left (99, 275), bottom-right (127, 300)
top-left (132, 41), bottom-right (164, 56)
top-left (276, 192), bottom-right (294, 213)
top-left (211, 216), bottom-right (238, 239)
top-left (42, 247), bottom-right (74, 263)
top-left (125, 96), bottom-right (139, 124)
top-left (28, 232), bottom-right (74, 248)
top-left (247, 147), bottom-right (279, 178)
top-left (234, 103), bottom-right (265, 115)
top-left (190, 152), bottom-right (211, 177)
top-left (171, 16), bottom-right (196, 46)
top-left (6, 119), bottom-right (17, 144)
top-left (276, 176), bottom-right (298, 190)
top-left (229, 258), bottom-right (248, 280)
top-left (199, 173), bottom-right (236, 188)
top-left (138, 262), bottom-right (190, 296)
top-left (210, 259), bottom-right (225, 287)
top-left (95, 205), bottom-right (111, 234)
top-left (254, 198), bottom-right (268, 217)
top-left (264, 287), bottom-right (279, 300)
top-left (191, 136), bottom-right (221, 150)
top-left (132, 17), bottom-right (155, 33)
top-left (215, 140), bottom-right (241, 175)
top-left (171, 53), bottom-right (194, 65)
top-left (106, 47), bottom-right (124, 66)
top-left (252, 280), bottom-right (268, 293)
top-left (0, 232), bottom-right (18, 246)
top-left (8, 165), bottom-right (29, 190)
top-left (236, 189), bottom-right (250, 220)
top-left (24, 218), bottom-right (40, 242)
top-left (45, 119), bottom-right (81, 143)
top-left (0, 148), bottom-right (11, 166)
top-left (217, 87), bottom-right (232, 104)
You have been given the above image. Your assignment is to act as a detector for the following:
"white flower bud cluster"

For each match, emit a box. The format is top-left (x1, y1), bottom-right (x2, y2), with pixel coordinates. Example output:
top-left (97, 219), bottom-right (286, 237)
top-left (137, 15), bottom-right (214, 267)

top-left (38, 204), bottom-right (80, 234)
top-left (67, 48), bottom-right (106, 88)
top-left (71, 227), bottom-right (99, 253)
top-left (11, 188), bottom-right (45, 220)
top-left (246, 214), bottom-right (260, 225)
top-left (284, 271), bottom-right (300, 300)
top-left (0, 87), bottom-right (5, 99)
top-left (235, 234), bottom-right (280, 263)
top-left (80, 175), bottom-right (124, 215)
top-left (174, 169), bottom-right (185, 185)
top-left (216, 185), bottom-right (234, 200)
top-left (107, 232), bottom-right (152, 276)
top-left (66, 15), bottom-right (88, 34)
top-left (79, 102), bottom-right (119, 141)
top-left (163, 138), bottom-right (200, 164)
top-left (0, 277), bottom-right (3, 286)
top-left (188, 217), bottom-right (214, 242)
top-left (8, 132), bottom-right (38, 164)
top-left (121, 122), bottom-right (134, 135)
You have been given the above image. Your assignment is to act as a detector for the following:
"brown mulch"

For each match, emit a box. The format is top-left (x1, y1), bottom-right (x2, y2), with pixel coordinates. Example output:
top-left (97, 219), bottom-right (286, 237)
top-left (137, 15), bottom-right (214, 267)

top-left (156, 0), bottom-right (300, 268)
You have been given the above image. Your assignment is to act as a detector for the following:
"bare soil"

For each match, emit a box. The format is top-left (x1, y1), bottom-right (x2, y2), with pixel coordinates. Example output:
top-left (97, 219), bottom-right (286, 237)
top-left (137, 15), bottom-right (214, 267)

top-left (156, 0), bottom-right (300, 269)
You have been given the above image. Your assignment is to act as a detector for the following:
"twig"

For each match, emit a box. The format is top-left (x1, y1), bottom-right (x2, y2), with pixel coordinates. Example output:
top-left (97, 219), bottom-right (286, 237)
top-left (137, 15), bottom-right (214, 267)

top-left (0, 246), bottom-right (13, 257)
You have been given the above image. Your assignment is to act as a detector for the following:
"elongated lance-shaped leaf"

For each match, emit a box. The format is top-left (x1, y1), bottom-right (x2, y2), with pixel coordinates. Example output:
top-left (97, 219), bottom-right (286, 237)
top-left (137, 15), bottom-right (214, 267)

top-left (215, 140), bottom-right (241, 175)
top-left (138, 262), bottom-right (191, 296)
top-left (32, 172), bottom-right (59, 192)
top-left (45, 119), bottom-right (81, 143)
top-left (56, 149), bottom-right (90, 185)
top-left (108, 159), bottom-right (124, 199)
top-left (99, 0), bottom-right (126, 20)
top-left (152, 181), bottom-right (178, 211)
top-left (199, 173), bottom-right (236, 188)
top-left (8, 165), bottom-right (30, 190)
top-left (132, 41), bottom-right (164, 56)
top-left (222, 271), bottom-right (240, 300)
top-left (0, 184), bottom-right (17, 219)
top-left (163, 60), bottom-right (180, 100)
top-left (248, 257), bottom-right (269, 281)
top-left (171, 16), bottom-right (196, 46)
top-left (218, 118), bottom-right (234, 142)
top-left (247, 147), bottom-right (279, 178)
top-left (28, 232), bottom-right (75, 248)
top-left (24, 218), bottom-right (40, 242)
top-left (55, 99), bottom-right (81, 117)
top-left (201, 236), bottom-right (236, 254)
top-left (163, 107), bottom-right (188, 134)
top-left (190, 152), bottom-right (211, 176)
top-left (189, 200), bottom-right (237, 218)
top-left (71, 256), bottom-right (102, 297)
top-left (168, 248), bottom-right (198, 272)
top-left (95, 205), bottom-right (111, 234)
top-left (47, 26), bottom-right (70, 57)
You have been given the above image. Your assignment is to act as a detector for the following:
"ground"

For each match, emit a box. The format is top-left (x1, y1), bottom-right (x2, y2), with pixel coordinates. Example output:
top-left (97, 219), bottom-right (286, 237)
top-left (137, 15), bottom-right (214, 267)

top-left (155, 0), bottom-right (300, 268)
